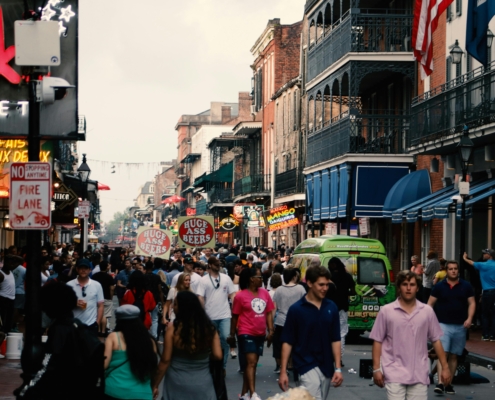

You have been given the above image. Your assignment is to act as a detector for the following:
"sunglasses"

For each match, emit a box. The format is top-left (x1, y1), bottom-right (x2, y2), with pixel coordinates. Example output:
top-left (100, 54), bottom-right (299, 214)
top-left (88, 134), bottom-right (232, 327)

top-left (214, 278), bottom-right (220, 288)
top-left (82, 286), bottom-right (87, 297)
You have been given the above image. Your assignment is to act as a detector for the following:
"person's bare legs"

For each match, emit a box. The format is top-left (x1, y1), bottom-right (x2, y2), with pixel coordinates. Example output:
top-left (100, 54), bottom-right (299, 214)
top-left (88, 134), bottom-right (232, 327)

top-left (243, 353), bottom-right (259, 396)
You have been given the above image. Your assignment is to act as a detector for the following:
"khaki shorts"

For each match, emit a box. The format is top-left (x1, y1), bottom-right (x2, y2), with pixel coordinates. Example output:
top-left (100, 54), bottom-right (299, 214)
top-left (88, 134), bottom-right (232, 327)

top-left (104, 299), bottom-right (113, 319)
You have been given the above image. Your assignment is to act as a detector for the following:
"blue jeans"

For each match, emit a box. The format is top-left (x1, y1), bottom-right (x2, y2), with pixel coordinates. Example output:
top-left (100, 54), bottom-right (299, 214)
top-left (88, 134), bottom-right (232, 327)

top-left (482, 290), bottom-right (495, 337)
top-left (149, 305), bottom-right (159, 339)
top-left (211, 318), bottom-right (230, 369)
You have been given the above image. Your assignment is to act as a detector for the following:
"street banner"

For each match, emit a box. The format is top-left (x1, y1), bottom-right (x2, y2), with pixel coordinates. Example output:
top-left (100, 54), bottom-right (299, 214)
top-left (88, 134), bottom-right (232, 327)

top-left (9, 162), bottom-right (51, 229)
top-left (264, 204), bottom-right (299, 232)
top-left (178, 216), bottom-right (215, 248)
top-left (134, 227), bottom-right (172, 258)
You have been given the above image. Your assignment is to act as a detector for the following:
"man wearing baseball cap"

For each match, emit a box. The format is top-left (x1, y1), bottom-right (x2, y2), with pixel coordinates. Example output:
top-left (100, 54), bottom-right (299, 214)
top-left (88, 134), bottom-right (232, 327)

top-left (169, 255), bottom-right (201, 293)
top-left (463, 249), bottom-right (495, 341)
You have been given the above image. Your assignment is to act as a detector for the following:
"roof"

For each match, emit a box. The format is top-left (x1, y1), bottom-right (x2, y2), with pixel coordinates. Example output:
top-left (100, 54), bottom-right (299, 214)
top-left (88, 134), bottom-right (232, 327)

top-left (140, 181), bottom-right (153, 194)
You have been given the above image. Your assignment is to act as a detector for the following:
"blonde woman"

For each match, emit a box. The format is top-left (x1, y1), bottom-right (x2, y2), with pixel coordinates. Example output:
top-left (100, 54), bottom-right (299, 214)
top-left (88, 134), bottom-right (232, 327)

top-left (162, 273), bottom-right (192, 324)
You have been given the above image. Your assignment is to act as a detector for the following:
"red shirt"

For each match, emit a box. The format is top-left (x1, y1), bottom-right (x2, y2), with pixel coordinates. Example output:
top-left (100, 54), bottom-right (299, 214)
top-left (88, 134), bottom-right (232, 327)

top-left (232, 288), bottom-right (274, 336)
top-left (121, 289), bottom-right (156, 329)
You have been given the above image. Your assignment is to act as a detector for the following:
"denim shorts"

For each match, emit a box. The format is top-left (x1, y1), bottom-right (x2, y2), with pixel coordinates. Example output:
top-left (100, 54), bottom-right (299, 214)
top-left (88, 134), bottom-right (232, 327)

top-left (439, 323), bottom-right (467, 356)
top-left (237, 334), bottom-right (265, 356)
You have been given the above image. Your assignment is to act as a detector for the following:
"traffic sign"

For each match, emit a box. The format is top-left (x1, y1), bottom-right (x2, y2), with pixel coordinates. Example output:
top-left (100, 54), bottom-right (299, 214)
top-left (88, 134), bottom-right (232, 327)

top-left (9, 162), bottom-right (52, 230)
top-left (52, 182), bottom-right (77, 210)
top-left (78, 200), bottom-right (90, 218)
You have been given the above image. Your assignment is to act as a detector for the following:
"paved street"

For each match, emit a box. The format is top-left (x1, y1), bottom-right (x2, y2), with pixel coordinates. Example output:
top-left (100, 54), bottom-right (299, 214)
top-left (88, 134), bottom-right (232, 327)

top-left (222, 343), bottom-right (495, 400)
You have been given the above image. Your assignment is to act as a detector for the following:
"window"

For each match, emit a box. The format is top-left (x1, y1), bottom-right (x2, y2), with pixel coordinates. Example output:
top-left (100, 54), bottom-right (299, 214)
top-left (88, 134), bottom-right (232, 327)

top-left (446, 5), bottom-right (451, 21)
top-left (293, 90), bottom-right (298, 130)
top-left (446, 56), bottom-right (452, 84)
top-left (357, 258), bottom-right (387, 285)
top-left (456, 0), bottom-right (462, 16)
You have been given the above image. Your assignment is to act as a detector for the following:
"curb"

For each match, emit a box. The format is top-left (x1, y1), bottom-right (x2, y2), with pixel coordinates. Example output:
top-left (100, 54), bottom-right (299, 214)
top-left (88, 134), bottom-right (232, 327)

top-left (466, 353), bottom-right (495, 369)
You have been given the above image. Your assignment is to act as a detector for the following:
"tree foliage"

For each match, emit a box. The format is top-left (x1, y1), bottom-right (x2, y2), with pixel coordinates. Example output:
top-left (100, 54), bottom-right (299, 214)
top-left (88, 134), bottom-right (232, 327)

top-left (106, 211), bottom-right (126, 234)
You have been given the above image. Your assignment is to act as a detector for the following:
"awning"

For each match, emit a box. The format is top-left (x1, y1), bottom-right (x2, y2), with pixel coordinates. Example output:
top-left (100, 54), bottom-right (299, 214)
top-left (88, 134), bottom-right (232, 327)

top-left (97, 182), bottom-right (111, 191)
top-left (431, 178), bottom-right (495, 219)
top-left (180, 153), bottom-right (201, 164)
top-left (232, 121), bottom-right (262, 136)
top-left (313, 171), bottom-right (321, 221)
top-left (193, 162), bottom-right (233, 188)
top-left (383, 170), bottom-right (432, 217)
top-left (181, 186), bottom-right (194, 194)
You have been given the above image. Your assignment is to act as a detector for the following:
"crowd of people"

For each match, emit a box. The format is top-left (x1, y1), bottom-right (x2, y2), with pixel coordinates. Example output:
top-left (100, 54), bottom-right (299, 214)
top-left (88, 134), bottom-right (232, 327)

top-left (1, 241), bottom-right (495, 400)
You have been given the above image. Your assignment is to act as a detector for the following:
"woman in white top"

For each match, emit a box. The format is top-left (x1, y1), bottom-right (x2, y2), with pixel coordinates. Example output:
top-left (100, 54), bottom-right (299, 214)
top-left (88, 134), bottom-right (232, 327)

top-left (162, 273), bottom-right (192, 324)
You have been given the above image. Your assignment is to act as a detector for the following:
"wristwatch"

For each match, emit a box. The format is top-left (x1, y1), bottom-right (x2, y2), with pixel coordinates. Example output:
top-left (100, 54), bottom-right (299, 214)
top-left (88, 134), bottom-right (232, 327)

top-left (335, 368), bottom-right (342, 373)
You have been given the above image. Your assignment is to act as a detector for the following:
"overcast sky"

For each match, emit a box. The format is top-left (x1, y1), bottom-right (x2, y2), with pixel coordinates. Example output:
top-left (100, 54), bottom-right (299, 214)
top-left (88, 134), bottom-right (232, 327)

top-left (77, 0), bottom-right (304, 222)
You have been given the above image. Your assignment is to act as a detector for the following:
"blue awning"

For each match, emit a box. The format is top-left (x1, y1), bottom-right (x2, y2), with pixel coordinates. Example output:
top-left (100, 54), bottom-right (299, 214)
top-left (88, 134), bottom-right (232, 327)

top-left (383, 170), bottom-right (432, 217)
top-left (313, 171), bottom-right (321, 221)
top-left (432, 178), bottom-right (495, 219)
top-left (330, 167), bottom-right (339, 219)
top-left (354, 165), bottom-right (410, 218)
top-left (338, 164), bottom-right (348, 218)
top-left (321, 169), bottom-right (330, 219)
top-left (391, 185), bottom-right (455, 223)
top-left (462, 183), bottom-right (495, 218)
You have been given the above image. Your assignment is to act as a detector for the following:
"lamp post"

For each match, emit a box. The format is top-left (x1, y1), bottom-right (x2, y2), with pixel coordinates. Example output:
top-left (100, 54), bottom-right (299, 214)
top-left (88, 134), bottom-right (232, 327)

top-left (271, 232), bottom-right (277, 251)
top-left (291, 230), bottom-right (298, 247)
top-left (242, 214), bottom-right (249, 246)
top-left (450, 40), bottom-right (464, 65)
top-left (78, 154), bottom-right (91, 254)
top-left (457, 126), bottom-right (474, 279)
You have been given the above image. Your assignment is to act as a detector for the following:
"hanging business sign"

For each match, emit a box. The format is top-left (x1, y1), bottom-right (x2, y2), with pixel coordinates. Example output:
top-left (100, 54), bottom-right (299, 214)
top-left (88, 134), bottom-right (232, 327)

top-left (219, 216), bottom-right (239, 232)
top-left (177, 216), bottom-right (215, 248)
top-left (9, 162), bottom-right (51, 229)
top-left (0, 1), bottom-right (79, 138)
top-left (233, 204), bottom-right (265, 228)
top-left (134, 227), bottom-right (172, 258)
top-left (264, 204), bottom-right (299, 232)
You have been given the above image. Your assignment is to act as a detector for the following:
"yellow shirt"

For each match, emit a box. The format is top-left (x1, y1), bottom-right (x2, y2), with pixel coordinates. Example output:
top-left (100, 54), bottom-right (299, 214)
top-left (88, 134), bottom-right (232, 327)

top-left (435, 270), bottom-right (447, 281)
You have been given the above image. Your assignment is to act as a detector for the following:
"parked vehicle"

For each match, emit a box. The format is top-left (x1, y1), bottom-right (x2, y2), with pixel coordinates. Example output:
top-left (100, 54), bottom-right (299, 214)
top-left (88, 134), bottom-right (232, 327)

top-left (291, 235), bottom-right (395, 332)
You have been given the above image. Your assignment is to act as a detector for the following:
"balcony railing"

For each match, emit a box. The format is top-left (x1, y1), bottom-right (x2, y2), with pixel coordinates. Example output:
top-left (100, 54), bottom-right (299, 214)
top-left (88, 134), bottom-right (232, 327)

top-left (307, 9), bottom-right (413, 82)
top-left (410, 61), bottom-right (495, 147)
top-left (306, 111), bottom-right (408, 167)
top-left (234, 175), bottom-right (271, 197)
top-left (208, 187), bottom-right (233, 203)
top-left (275, 168), bottom-right (304, 197)
top-left (181, 177), bottom-right (191, 191)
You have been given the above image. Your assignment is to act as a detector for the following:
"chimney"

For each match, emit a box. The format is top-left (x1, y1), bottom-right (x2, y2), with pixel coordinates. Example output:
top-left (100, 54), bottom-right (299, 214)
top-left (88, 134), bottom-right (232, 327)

top-left (221, 106), bottom-right (232, 123)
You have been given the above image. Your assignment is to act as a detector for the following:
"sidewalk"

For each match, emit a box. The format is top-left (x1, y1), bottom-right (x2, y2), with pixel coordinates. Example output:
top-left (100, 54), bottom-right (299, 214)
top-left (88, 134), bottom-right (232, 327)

top-left (466, 328), bottom-right (495, 367)
top-left (0, 358), bottom-right (22, 400)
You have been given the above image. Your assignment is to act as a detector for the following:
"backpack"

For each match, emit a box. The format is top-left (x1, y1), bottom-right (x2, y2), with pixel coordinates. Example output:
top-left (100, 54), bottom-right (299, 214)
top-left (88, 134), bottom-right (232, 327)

top-left (72, 319), bottom-right (105, 397)
top-left (132, 291), bottom-right (146, 322)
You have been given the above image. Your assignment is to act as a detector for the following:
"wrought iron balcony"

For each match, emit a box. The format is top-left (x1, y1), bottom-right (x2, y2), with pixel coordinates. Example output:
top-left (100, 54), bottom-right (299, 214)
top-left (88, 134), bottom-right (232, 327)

top-left (410, 61), bottom-right (495, 148)
top-left (208, 186), bottom-right (233, 203)
top-left (234, 174), bottom-right (271, 197)
top-left (196, 199), bottom-right (207, 215)
top-left (181, 177), bottom-right (191, 191)
top-left (306, 111), bottom-right (408, 167)
top-left (307, 9), bottom-right (413, 82)
top-left (275, 168), bottom-right (304, 197)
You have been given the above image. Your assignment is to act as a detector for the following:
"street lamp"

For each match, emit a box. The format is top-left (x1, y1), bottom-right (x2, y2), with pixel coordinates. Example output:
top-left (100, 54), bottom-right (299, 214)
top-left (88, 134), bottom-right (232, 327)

top-left (488, 29), bottom-right (495, 49)
top-left (77, 154), bottom-right (91, 254)
top-left (291, 230), bottom-right (297, 247)
top-left (271, 232), bottom-right (277, 249)
top-left (450, 40), bottom-right (464, 64)
top-left (242, 214), bottom-right (249, 246)
top-left (457, 126), bottom-right (474, 279)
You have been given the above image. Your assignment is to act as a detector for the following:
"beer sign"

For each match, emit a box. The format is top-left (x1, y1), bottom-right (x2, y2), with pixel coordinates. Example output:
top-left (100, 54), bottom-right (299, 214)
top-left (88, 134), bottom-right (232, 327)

top-left (135, 227), bottom-right (172, 258)
top-left (178, 216), bottom-right (215, 248)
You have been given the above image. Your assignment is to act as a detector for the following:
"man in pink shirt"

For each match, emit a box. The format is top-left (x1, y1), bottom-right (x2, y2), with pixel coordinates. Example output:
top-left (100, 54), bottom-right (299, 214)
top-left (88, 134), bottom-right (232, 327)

top-left (370, 270), bottom-right (451, 400)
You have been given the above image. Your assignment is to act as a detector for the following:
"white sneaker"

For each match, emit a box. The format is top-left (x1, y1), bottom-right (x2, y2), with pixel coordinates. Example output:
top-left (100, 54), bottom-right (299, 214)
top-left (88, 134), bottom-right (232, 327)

top-left (230, 349), bottom-right (237, 359)
top-left (250, 393), bottom-right (262, 400)
top-left (239, 394), bottom-right (250, 400)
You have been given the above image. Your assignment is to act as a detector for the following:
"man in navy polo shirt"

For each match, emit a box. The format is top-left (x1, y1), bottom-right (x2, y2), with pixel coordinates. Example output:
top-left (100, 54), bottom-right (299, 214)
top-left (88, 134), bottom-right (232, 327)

top-left (279, 265), bottom-right (343, 400)
top-left (428, 260), bottom-right (475, 395)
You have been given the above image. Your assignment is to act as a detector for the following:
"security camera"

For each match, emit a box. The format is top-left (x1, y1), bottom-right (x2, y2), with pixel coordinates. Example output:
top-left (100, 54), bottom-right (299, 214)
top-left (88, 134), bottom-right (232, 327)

top-left (41, 77), bottom-right (75, 104)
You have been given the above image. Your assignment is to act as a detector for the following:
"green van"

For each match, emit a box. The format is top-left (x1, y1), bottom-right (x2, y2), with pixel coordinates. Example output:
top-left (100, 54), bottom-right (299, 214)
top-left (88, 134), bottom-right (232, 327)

top-left (291, 235), bottom-right (395, 332)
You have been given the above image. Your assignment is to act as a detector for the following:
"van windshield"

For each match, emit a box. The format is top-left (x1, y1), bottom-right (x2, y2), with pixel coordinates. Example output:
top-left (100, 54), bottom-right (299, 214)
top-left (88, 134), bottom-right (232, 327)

top-left (357, 257), bottom-right (387, 285)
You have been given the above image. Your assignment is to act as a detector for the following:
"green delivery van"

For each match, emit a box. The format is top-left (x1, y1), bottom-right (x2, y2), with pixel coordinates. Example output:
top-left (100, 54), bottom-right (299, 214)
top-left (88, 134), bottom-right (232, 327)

top-left (291, 235), bottom-right (395, 332)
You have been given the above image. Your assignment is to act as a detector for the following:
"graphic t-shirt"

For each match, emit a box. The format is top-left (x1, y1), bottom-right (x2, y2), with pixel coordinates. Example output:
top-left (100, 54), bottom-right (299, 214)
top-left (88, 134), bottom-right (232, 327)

top-left (232, 288), bottom-right (274, 336)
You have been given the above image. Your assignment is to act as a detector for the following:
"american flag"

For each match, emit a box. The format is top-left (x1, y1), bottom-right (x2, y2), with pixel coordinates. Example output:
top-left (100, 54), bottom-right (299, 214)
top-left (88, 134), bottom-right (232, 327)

top-left (413, 0), bottom-right (454, 79)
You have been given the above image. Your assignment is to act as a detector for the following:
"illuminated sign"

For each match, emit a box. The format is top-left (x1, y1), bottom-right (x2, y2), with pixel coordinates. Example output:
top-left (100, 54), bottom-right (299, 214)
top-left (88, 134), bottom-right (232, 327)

top-left (233, 205), bottom-right (265, 228)
top-left (264, 204), bottom-right (299, 232)
top-left (219, 216), bottom-right (239, 232)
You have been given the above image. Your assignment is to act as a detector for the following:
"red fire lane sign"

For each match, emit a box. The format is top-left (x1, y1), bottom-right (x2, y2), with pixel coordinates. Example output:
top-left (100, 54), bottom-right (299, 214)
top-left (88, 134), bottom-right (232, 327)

top-left (9, 162), bottom-right (52, 230)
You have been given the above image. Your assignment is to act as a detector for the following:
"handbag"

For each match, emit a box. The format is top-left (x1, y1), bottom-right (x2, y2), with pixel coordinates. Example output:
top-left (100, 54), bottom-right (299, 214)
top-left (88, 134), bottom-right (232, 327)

top-left (209, 357), bottom-right (228, 400)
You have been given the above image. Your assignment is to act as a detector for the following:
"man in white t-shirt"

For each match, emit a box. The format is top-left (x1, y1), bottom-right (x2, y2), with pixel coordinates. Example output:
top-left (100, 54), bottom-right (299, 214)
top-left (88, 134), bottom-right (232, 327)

top-left (197, 256), bottom-right (235, 370)
top-left (170, 255), bottom-right (201, 293)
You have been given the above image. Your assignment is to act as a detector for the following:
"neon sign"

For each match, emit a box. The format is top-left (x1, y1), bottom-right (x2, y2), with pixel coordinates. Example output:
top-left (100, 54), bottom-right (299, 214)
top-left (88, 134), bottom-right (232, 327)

top-left (264, 204), bottom-right (299, 232)
top-left (0, 6), bottom-right (20, 84)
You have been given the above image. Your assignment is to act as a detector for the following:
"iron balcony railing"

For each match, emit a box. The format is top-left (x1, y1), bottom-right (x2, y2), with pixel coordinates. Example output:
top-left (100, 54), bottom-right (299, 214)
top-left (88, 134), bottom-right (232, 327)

top-left (208, 186), bottom-right (233, 203)
top-left (307, 9), bottom-right (413, 82)
top-left (306, 111), bottom-right (408, 167)
top-left (181, 177), bottom-right (191, 191)
top-left (234, 174), bottom-right (271, 197)
top-left (196, 199), bottom-right (207, 215)
top-left (410, 61), bottom-right (495, 147)
top-left (275, 168), bottom-right (304, 197)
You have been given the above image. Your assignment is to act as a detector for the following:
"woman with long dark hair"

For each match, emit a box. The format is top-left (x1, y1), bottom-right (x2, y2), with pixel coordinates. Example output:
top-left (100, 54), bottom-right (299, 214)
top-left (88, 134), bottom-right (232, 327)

top-left (104, 305), bottom-right (157, 400)
top-left (121, 271), bottom-right (156, 330)
top-left (153, 291), bottom-right (222, 399)
top-left (228, 266), bottom-right (275, 400)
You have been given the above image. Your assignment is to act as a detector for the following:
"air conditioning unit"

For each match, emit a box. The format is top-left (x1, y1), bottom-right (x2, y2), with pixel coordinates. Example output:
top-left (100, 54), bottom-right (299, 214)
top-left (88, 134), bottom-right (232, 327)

top-left (250, 105), bottom-right (256, 115)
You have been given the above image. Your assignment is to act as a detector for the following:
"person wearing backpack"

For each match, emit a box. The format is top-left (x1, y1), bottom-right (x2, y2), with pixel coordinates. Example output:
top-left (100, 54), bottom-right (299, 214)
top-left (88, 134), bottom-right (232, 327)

top-left (16, 282), bottom-right (105, 400)
top-left (121, 271), bottom-right (156, 330)
top-left (104, 305), bottom-right (158, 400)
